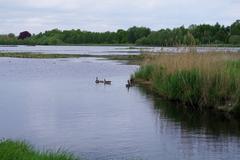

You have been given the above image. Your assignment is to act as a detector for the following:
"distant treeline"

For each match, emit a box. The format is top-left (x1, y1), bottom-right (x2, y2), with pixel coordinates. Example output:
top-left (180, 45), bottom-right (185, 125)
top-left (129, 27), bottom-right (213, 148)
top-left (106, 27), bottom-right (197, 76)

top-left (0, 20), bottom-right (240, 46)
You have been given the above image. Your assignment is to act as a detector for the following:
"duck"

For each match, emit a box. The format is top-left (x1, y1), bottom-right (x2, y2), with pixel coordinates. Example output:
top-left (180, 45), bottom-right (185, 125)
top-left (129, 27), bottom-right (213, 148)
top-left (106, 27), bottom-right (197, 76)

top-left (104, 79), bottom-right (112, 85)
top-left (95, 77), bottom-right (99, 83)
top-left (95, 77), bottom-right (104, 83)
top-left (126, 80), bottom-right (131, 88)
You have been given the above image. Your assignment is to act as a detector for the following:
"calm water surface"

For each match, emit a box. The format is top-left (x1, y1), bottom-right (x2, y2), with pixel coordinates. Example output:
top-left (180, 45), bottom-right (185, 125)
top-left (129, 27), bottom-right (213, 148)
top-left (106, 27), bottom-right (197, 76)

top-left (0, 55), bottom-right (240, 160)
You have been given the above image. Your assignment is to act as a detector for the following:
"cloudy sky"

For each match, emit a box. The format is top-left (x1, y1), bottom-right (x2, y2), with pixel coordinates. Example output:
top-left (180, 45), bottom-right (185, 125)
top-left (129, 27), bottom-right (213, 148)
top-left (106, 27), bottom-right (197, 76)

top-left (0, 0), bottom-right (239, 34)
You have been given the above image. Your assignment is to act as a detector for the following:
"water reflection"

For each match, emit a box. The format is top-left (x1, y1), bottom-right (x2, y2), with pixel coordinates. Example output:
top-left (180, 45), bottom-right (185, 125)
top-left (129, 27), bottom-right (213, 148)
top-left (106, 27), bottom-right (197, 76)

top-left (136, 85), bottom-right (240, 137)
top-left (136, 85), bottom-right (240, 160)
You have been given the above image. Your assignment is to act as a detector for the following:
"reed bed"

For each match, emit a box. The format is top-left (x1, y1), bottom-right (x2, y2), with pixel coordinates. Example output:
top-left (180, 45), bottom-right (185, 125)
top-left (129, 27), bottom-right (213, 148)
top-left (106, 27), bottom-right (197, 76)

top-left (134, 52), bottom-right (240, 115)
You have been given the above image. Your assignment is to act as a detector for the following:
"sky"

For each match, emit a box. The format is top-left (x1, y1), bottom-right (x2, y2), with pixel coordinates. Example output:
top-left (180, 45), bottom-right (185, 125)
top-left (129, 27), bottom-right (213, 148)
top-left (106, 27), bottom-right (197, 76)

top-left (0, 0), bottom-right (239, 34)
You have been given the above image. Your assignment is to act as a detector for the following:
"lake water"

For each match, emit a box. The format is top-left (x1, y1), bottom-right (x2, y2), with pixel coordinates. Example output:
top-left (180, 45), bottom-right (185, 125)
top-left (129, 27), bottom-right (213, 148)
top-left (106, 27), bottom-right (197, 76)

top-left (0, 45), bottom-right (240, 55)
top-left (0, 47), bottom-right (240, 160)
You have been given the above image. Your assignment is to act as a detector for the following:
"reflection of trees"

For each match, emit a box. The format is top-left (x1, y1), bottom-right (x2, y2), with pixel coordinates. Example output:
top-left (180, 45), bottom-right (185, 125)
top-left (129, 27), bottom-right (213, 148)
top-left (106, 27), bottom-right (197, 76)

top-left (136, 85), bottom-right (240, 137)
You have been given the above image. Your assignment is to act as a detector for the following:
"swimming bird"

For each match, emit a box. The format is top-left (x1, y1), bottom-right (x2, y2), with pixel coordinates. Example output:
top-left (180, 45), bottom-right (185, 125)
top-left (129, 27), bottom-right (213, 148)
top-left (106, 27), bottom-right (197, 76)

top-left (95, 77), bottom-right (104, 83)
top-left (126, 80), bottom-right (131, 88)
top-left (104, 79), bottom-right (112, 85)
top-left (95, 77), bottom-right (100, 83)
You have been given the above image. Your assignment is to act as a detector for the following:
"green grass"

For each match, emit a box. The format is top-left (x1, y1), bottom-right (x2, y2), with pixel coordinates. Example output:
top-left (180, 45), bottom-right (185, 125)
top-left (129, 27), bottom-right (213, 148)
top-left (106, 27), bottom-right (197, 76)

top-left (134, 65), bottom-right (155, 81)
top-left (134, 53), bottom-right (240, 116)
top-left (0, 52), bottom-right (144, 62)
top-left (0, 139), bottom-right (79, 160)
top-left (0, 52), bottom-right (85, 59)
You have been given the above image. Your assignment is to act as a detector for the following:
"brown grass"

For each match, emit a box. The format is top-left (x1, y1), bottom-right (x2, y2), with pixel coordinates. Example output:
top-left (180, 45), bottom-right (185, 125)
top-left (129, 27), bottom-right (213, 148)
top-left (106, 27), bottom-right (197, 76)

top-left (144, 52), bottom-right (240, 73)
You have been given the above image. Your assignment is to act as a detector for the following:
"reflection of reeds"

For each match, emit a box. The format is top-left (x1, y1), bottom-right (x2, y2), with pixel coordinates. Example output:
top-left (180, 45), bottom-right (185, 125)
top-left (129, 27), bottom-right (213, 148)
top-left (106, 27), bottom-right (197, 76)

top-left (0, 139), bottom-right (78, 160)
top-left (134, 52), bottom-right (240, 115)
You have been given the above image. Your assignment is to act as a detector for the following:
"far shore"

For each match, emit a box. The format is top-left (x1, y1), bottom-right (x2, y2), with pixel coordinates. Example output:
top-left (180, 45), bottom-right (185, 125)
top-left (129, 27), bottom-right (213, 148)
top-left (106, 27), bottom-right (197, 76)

top-left (0, 52), bottom-right (144, 64)
top-left (1, 44), bottom-right (240, 47)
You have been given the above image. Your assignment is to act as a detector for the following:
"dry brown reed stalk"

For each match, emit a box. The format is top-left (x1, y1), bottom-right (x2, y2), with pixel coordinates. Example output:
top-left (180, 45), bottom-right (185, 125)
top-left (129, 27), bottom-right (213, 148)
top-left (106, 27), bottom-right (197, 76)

top-left (144, 52), bottom-right (240, 73)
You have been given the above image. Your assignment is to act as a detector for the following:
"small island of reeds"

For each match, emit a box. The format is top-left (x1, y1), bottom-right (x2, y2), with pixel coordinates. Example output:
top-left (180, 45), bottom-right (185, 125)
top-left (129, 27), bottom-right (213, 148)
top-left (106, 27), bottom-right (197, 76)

top-left (133, 52), bottom-right (240, 117)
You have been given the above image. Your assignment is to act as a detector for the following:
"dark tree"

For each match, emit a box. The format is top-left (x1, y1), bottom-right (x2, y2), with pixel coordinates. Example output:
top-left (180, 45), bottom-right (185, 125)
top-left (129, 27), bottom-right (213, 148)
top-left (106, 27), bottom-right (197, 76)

top-left (18, 31), bottom-right (31, 40)
top-left (8, 33), bottom-right (15, 38)
top-left (230, 20), bottom-right (240, 35)
top-left (127, 26), bottom-right (151, 43)
top-left (1, 20), bottom-right (240, 46)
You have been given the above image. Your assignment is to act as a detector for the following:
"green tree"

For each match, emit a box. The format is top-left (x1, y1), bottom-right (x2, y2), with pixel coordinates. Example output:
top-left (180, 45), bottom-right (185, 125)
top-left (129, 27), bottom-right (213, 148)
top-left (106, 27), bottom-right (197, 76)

top-left (184, 32), bottom-right (196, 45)
top-left (127, 26), bottom-right (151, 43)
top-left (229, 35), bottom-right (240, 44)
top-left (231, 20), bottom-right (240, 35)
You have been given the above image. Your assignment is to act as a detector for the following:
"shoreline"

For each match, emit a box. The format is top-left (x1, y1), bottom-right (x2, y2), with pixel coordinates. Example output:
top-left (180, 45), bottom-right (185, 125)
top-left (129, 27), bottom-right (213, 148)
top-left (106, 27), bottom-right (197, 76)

top-left (134, 79), bottom-right (239, 119)
top-left (1, 44), bottom-right (240, 47)
top-left (133, 52), bottom-right (240, 118)
top-left (0, 52), bottom-right (143, 60)
top-left (0, 139), bottom-right (79, 160)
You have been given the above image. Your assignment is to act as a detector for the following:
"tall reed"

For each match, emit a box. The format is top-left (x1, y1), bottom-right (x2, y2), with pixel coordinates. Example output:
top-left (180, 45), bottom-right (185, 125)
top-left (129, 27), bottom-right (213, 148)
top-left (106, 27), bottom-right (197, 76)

top-left (134, 52), bottom-right (240, 114)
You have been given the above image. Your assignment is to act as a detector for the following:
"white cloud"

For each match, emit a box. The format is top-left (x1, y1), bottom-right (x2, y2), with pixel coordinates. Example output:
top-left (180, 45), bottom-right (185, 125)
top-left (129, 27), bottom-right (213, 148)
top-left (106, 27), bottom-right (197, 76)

top-left (0, 0), bottom-right (239, 34)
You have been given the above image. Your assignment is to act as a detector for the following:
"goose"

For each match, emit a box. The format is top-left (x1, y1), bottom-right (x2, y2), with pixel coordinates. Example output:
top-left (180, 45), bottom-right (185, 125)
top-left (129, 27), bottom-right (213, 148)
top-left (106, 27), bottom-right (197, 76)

top-left (95, 77), bottom-right (104, 83)
top-left (126, 80), bottom-right (131, 88)
top-left (104, 79), bottom-right (112, 85)
top-left (95, 77), bottom-right (100, 83)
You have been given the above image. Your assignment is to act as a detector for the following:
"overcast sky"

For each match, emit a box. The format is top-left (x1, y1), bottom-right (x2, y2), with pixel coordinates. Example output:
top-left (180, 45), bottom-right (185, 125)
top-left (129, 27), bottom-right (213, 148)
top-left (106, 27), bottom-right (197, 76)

top-left (0, 0), bottom-right (239, 34)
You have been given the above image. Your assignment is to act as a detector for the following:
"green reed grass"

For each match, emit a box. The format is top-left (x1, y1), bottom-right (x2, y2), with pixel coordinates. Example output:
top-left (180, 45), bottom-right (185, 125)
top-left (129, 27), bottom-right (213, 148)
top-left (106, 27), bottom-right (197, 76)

top-left (0, 139), bottom-right (79, 160)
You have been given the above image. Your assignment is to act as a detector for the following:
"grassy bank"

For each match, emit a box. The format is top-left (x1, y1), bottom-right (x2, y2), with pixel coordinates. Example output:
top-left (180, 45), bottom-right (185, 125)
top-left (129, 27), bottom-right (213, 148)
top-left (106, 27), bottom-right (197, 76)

top-left (0, 52), bottom-right (86, 59)
top-left (0, 139), bottom-right (79, 160)
top-left (134, 52), bottom-right (240, 116)
top-left (0, 52), bottom-right (144, 62)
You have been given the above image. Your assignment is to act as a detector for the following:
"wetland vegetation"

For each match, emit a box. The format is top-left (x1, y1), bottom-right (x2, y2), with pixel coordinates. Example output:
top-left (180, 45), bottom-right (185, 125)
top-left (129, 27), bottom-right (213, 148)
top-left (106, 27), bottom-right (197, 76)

top-left (134, 52), bottom-right (240, 117)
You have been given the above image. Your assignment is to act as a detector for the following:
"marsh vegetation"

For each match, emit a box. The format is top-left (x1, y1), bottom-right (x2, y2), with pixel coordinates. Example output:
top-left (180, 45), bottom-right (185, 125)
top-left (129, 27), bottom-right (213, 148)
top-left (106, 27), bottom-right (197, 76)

top-left (134, 52), bottom-right (240, 116)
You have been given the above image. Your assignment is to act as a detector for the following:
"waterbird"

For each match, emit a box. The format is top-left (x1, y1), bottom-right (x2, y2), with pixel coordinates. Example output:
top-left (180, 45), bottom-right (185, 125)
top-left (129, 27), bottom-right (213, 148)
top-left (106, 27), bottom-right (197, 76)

top-left (95, 77), bottom-right (104, 83)
top-left (126, 80), bottom-right (131, 88)
top-left (126, 78), bottom-right (134, 88)
top-left (95, 77), bottom-right (100, 83)
top-left (104, 79), bottom-right (112, 85)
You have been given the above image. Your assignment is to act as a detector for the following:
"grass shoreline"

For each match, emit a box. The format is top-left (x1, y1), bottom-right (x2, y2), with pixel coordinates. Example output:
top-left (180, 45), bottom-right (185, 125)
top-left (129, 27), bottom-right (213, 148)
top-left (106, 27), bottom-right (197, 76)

top-left (0, 139), bottom-right (79, 160)
top-left (0, 52), bottom-right (144, 62)
top-left (133, 52), bottom-right (240, 118)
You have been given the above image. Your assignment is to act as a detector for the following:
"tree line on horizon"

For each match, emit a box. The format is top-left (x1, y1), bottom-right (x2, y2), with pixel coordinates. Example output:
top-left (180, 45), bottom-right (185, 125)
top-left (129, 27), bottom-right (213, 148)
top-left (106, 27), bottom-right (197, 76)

top-left (0, 20), bottom-right (240, 46)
